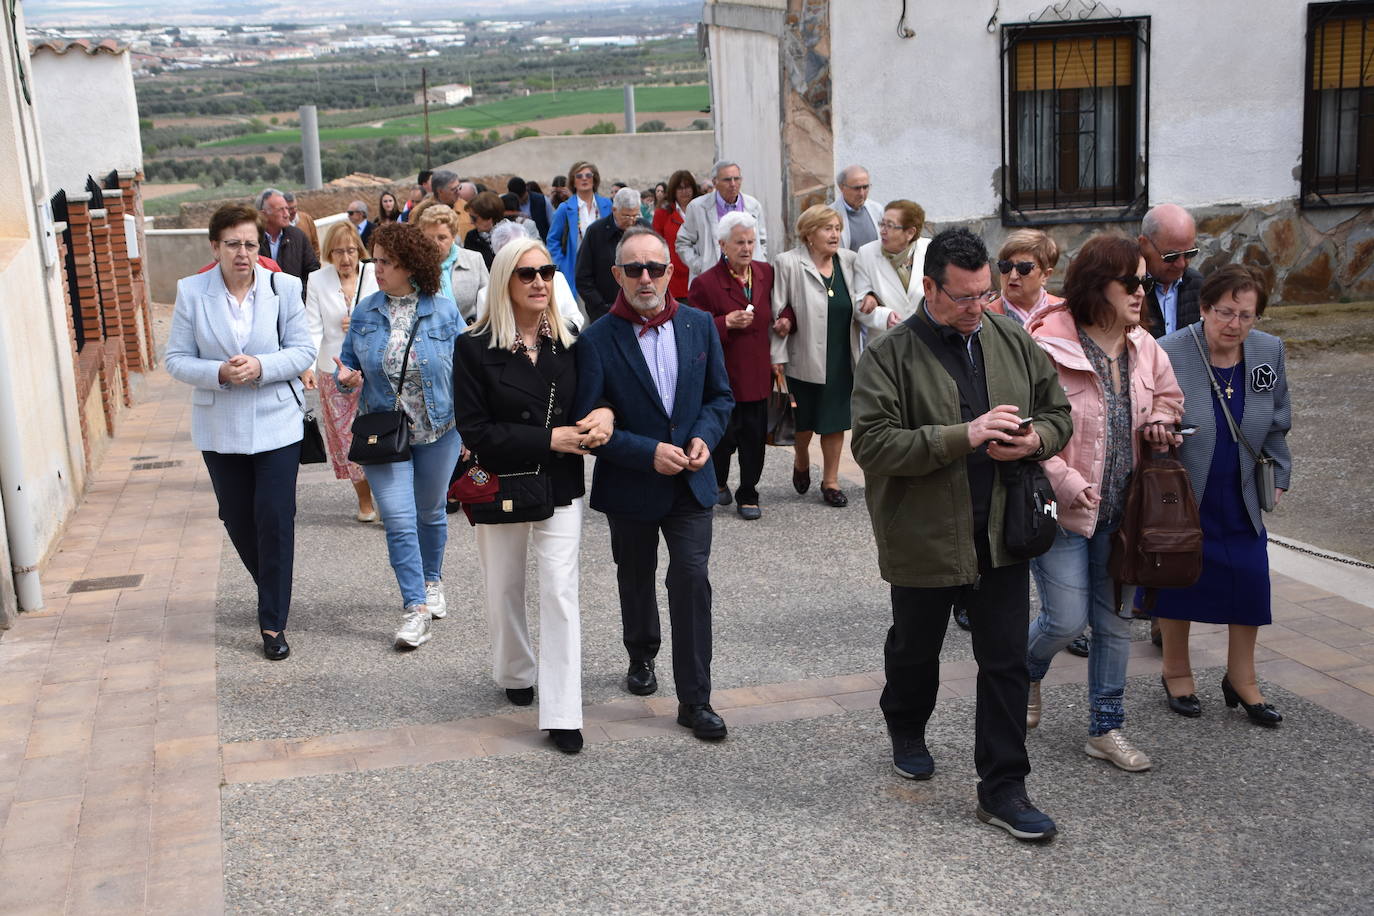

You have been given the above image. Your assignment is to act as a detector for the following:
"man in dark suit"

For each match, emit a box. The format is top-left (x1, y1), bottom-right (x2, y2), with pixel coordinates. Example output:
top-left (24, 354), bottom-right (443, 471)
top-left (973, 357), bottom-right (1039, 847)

top-left (508, 176), bottom-right (553, 240)
top-left (256, 188), bottom-right (319, 296)
top-left (347, 199), bottom-right (375, 251)
top-left (575, 187), bottom-right (650, 324)
top-left (1139, 203), bottom-right (1202, 338)
top-left (574, 226), bottom-right (735, 740)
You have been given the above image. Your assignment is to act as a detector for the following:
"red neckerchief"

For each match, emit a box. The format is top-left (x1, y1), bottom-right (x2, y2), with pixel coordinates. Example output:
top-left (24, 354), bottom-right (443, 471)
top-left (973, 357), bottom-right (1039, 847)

top-left (609, 291), bottom-right (678, 337)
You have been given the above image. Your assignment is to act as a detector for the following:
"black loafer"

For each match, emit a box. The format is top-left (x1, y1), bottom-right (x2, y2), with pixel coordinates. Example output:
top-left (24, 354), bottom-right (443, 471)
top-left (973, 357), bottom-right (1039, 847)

top-left (1161, 675), bottom-right (1202, 717)
top-left (625, 660), bottom-right (657, 696)
top-left (505, 686), bottom-right (535, 706)
top-left (821, 487), bottom-right (848, 507)
top-left (261, 631), bottom-right (290, 661)
top-left (737, 504), bottom-right (761, 520)
top-left (677, 702), bottom-right (727, 740)
top-left (547, 729), bottom-right (584, 754)
top-left (792, 465), bottom-right (811, 494)
top-left (716, 487), bottom-right (732, 506)
top-left (1222, 675), bottom-right (1282, 726)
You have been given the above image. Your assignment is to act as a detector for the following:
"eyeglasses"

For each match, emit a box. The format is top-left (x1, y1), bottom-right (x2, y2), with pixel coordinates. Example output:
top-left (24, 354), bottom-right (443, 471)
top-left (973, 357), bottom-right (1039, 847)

top-left (878, 220), bottom-right (909, 232)
top-left (219, 240), bottom-right (259, 252)
top-left (1210, 306), bottom-right (1257, 325)
top-left (514, 264), bottom-right (558, 283)
top-left (1148, 241), bottom-right (1200, 263)
top-left (330, 247), bottom-right (360, 257)
top-left (573, 171), bottom-right (595, 180)
top-left (346, 210), bottom-right (364, 216)
top-left (618, 261), bottom-right (669, 280)
top-left (1117, 275), bottom-right (1157, 295)
top-left (998, 259), bottom-right (1037, 277)
top-left (845, 183), bottom-right (870, 191)
top-left (936, 284), bottom-right (999, 306)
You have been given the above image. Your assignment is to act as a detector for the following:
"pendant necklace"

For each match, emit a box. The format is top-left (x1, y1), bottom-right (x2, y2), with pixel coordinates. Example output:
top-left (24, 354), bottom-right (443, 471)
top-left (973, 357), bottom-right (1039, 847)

top-left (1216, 364), bottom-right (1238, 399)
top-left (822, 269), bottom-right (835, 298)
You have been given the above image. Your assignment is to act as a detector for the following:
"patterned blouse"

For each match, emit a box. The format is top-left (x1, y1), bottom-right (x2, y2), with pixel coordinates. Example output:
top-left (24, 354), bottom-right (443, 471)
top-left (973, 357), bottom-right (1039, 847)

top-left (1078, 328), bottom-right (1133, 525)
top-left (383, 292), bottom-right (453, 446)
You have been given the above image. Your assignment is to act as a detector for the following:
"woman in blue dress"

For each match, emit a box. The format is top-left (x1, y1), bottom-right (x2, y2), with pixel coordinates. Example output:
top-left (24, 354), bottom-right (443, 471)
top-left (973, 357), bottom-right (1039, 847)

top-left (1155, 265), bottom-right (1293, 726)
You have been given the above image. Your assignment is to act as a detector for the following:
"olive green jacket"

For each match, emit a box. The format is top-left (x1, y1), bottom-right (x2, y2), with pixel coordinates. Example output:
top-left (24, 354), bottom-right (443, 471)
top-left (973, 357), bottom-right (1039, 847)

top-left (851, 310), bottom-right (1072, 587)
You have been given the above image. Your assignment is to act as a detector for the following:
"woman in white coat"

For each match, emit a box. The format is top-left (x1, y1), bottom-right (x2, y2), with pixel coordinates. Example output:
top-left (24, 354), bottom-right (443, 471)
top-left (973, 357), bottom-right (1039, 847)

top-left (853, 200), bottom-right (931, 333)
top-left (303, 220), bottom-right (380, 521)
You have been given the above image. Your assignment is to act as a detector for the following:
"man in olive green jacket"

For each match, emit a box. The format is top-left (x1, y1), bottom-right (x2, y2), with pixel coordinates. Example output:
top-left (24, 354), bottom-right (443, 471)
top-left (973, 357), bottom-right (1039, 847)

top-left (851, 227), bottom-right (1071, 841)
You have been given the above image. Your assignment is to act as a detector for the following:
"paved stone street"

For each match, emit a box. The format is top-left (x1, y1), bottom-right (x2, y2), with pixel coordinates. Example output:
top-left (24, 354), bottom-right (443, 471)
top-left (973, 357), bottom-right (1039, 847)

top-left (3, 364), bottom-right (1374, 914)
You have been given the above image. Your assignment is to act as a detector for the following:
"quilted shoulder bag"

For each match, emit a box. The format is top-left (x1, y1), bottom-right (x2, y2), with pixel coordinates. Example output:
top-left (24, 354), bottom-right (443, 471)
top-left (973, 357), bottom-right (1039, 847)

top-left (452, 380), bottom-right (558, 526)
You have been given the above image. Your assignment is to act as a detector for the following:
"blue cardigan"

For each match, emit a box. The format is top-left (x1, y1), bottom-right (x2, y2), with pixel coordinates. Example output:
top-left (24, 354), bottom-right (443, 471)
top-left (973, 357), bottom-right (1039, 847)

top-left (547, 194), bottom-right (612, 280)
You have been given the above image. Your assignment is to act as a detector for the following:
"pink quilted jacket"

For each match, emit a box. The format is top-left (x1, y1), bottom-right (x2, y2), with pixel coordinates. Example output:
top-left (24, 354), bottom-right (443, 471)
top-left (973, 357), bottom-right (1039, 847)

top-left (1027, 304), bottom-right (1184, 537)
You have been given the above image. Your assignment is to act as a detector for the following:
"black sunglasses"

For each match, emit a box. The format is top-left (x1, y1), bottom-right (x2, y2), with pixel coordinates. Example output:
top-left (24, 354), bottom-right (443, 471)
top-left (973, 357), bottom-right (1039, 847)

top-left (1118, 274), bottom-right (1157, 295)
top-left (617, 261), bottom-right (669, 279)
top-left (998, 259), bottom-right (1036, 277)
top-left (1159, 247), bottom-right (1199, 264)
top-left (513, 264), bottom-right (558, 283)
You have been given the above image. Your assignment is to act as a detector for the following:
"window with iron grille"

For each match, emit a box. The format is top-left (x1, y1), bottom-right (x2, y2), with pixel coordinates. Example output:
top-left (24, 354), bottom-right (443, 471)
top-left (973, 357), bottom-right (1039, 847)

top-left (1001, 18), bottom-right (1150, 225)
top-left (1302, 2), bottom-right (1374, 205)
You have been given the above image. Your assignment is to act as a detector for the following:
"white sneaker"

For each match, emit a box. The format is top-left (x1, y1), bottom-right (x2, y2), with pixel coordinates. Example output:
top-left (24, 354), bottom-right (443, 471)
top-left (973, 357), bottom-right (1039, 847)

top-left (1084, 729), bottom-right (1152, 772)
top-left (394, 607), bottom-right (432, 648)
top-left (425, 581), bottom-right (447, 619)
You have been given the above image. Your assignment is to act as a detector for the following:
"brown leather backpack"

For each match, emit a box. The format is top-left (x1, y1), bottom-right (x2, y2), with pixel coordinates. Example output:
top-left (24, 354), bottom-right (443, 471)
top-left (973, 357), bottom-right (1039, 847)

top-left (1108, 438), bottom-right (1204, 612)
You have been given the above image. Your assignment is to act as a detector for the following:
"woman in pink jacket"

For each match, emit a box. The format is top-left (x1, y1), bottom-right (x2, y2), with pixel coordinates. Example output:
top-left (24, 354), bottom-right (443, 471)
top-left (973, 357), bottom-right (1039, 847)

top-left (1023, 235), bottom-right (1183, 773)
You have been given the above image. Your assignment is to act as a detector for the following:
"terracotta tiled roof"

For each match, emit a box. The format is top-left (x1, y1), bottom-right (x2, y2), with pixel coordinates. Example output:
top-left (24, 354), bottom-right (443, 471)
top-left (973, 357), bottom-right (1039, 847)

top-left (28, 38), bottom-right (130, 56)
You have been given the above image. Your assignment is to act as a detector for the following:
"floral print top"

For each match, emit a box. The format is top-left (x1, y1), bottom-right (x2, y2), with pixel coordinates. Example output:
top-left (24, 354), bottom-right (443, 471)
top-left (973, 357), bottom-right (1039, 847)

top-left (383, 292), bottom-right (453, 445)
top-left (1078, 327), bottom-right (1133, 526)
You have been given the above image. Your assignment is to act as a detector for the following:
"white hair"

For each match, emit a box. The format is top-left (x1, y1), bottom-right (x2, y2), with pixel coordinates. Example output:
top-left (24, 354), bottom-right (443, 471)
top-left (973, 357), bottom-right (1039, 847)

top-left (711, 160), bottom-right (739, 179)
top-left (835, 165), bottom-right (868, 187)
top-left (613, 187), bottom-right (640, 211)
top-left (715, 211), bottom-right (758, 243)
top-left (489, 219), bottom-right (532, 256)
top-left (256, 187), bottom-right (285, 210)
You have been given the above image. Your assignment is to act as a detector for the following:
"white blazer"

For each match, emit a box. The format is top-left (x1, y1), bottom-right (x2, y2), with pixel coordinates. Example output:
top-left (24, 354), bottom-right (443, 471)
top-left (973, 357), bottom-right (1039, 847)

top-left (165, 265), bottom-right (316, 455)
top-left (827, 198), bottom-right (884, 251)
top-left (674, 192), bottom-right (768, 284)
top-left (474, 269), bottom-right (584, 331)
top-left (304, 262), bottom-right (379, 372)
top-left (851, 237), bottom-right (932, 330)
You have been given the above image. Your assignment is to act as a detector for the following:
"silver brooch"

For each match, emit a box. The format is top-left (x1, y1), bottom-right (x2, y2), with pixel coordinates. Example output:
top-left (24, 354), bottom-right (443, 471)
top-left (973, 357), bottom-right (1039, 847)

top-left (1251, 364), bottom-right (1277, 392)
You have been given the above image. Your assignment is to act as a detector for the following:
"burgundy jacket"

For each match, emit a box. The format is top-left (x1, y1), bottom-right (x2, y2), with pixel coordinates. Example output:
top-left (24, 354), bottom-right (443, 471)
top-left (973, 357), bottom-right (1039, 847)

top-left (688, 258), bottom-right (781, 403)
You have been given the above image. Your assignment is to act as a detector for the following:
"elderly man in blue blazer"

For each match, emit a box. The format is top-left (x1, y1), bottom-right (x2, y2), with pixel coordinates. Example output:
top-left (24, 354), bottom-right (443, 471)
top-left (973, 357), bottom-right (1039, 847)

top-left (575, 226), bottom-right (735, 739)
top-left (166, 204), bottom-right (316, 661)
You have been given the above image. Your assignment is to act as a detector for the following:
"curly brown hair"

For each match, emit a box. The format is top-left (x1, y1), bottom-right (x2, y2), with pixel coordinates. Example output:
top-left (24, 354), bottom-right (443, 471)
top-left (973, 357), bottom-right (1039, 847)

top-left (370, 222), bottom-right (442, 296)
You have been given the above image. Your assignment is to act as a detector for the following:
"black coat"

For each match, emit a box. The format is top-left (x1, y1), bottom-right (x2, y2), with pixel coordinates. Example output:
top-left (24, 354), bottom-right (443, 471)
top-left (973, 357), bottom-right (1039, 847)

top-left (527, 193), bottom-right (553, 241)
top-left (464, 229), bottom-right (496, 269)
top-left (1144, 266), bottom-right (1203, 338)
top-left (453, 328), bottom-right (585, 506)
top-left (259, 224), bottom-right (320, 296)
top-left (575, 215), bottom-right (650, 323)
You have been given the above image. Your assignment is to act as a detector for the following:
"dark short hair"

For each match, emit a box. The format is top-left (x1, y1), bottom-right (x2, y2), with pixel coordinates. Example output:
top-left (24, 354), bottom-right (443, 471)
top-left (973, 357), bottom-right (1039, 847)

top-left (923, 227), bottom-right (989, 287)
top-left (500, 192), bottom-right (521, 212)
top-left (430, 170), bottom-right (459, 195)
top-left (551, 175), bottom-right (568, 188)
top-left (418, 169), bottom-right (433, 185)
top-left (1062, 234), bottom-right (1142, 329)
top-left (370, 222), bottom-right (442, 296)
top-left (470, 190), bottom-right (506, 222)
top-left (1201, 263), bottom-right (1270, 317)
top-left (507, 176), bottom-right (528, 195)
top-left (208, 203), bottom-right (261, 242)
top-left (614, 225), bottom-right (670, 263)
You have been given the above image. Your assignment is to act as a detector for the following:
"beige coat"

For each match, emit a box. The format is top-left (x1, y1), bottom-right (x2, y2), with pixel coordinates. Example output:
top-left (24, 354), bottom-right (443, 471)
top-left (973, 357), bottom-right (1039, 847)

top-left (771, 246), bottom-right (884, 384)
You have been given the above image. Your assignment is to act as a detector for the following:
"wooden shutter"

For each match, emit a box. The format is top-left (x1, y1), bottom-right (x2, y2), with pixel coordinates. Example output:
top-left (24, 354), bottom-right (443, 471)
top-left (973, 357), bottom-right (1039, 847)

top-left (1312, 16), bottom-right (1374, 89)
top-left (1014, 36), bottom-right (1133, 92)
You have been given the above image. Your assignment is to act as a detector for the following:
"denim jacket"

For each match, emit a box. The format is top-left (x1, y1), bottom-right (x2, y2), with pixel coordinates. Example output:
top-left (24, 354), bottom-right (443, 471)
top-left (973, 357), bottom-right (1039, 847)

top-left (338, 290), bottom-right (465, 432)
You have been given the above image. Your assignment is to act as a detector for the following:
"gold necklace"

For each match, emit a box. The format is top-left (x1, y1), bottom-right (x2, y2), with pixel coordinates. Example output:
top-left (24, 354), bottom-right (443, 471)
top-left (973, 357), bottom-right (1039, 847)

top-left (821, 268), bottom-right (836, 298)
top-left (1215, 363), bottom-right (1239, 399)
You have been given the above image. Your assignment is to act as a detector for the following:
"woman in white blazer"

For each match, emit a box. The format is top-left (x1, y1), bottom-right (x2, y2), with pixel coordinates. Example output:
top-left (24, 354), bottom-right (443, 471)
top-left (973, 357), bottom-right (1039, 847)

top-left (165, 204), bottom-right (316, 661)
top-left (304, 220), bottom-right (380, 522)
top-left (413, 203), bottom-right (489, 323)
top-left (853, 199), bottom-right (931, 333)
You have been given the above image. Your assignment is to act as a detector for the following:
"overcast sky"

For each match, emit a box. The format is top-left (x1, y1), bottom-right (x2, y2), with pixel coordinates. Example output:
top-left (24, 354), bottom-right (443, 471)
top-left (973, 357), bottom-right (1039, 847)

top-left (24, 0), bottom-right (682, 26)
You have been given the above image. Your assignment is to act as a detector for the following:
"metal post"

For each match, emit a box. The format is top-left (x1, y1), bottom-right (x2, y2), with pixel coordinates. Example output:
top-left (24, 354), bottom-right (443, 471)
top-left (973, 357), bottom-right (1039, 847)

top-left (422, 67), bottom-right (432, 168)
top-left (624, 83), bottom-right (636, 134)
top-left (298, 105), bottom-right (322, 189)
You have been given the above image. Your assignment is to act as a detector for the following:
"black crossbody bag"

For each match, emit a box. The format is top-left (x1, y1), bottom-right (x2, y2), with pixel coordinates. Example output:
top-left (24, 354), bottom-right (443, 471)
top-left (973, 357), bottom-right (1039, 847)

top-left (270, 273), bottom-right (326, 464)
top-left (347, 314), bottom-right (424, 465)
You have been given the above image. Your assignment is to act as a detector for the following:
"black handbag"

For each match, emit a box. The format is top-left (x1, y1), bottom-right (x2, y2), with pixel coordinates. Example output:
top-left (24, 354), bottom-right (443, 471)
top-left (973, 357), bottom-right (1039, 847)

top-left (460, 380), bottom-right (558, 525)
top-left (347, 314), bottom-right (423, 465)
top-left (271, 275), bottom-right (327, 465)
top-left (766, 366), bottom-right (797, 447)
top-left (1000, 460), bottom-right (1060, 559)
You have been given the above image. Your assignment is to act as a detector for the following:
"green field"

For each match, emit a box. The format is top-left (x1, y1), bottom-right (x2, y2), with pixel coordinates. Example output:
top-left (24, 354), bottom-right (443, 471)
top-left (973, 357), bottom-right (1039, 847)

top-left (203, 85), bottom-right (709, 149)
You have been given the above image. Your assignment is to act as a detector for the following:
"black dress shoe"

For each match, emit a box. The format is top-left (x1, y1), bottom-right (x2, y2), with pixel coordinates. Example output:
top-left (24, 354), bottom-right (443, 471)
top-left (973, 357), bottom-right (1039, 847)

top-left (1221, 675), bottom-right (1282, 726)
top-left (261, 631), bottom-right (290, 661)
top-left (677, 702), bottom-right (727, 740)
top-left (737, 504), bottom-right (761, 521)
top-left (953, 605), bottom-right (972, 632)
top-left (505, 686), bottom-right (535, 706)
top-left (1066, 633), bottom-right (1090, 657)
top-left (821, 487), bottom-right (848, 507)
top-left (792, 465), bottom-right (811, 494)
top-left (547, 729), bottom-right (583, 754)
top-left (1161, 675), bottom-right (1202, 717)
top-left (716, 487), bottom-right (732, 506)
top-left (625, 660), bottom-right (657, 696)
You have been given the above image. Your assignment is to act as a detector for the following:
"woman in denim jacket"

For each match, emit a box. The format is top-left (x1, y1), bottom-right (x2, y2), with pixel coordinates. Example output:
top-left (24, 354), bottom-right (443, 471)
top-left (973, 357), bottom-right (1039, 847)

top-left (337, 222), bottom-right (465, 650)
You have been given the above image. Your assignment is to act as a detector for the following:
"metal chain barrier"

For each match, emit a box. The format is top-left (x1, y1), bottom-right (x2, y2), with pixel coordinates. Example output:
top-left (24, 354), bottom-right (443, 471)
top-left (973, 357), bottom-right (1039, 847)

top-left (1269, 534), bottom-right (1374, 570)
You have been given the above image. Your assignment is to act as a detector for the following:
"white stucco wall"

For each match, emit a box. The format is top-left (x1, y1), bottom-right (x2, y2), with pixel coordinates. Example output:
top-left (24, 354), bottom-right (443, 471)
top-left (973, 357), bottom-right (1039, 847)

top-left (828, 0), bottom-right (1308, 221)
top-left (30, 48), bottom-right (143, 195)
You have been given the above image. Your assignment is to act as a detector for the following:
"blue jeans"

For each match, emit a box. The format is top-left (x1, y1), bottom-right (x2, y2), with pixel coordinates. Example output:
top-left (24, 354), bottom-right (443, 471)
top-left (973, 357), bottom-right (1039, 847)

top-left (364, 428), bottom-right (462, 609)
top-left (1027, 519), bottom-right (1131, 736)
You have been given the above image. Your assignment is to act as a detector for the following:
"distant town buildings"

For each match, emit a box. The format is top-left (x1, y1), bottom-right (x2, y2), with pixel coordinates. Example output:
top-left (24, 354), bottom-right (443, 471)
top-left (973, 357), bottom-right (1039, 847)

top-left (414, 83), bottom-right (473, 107)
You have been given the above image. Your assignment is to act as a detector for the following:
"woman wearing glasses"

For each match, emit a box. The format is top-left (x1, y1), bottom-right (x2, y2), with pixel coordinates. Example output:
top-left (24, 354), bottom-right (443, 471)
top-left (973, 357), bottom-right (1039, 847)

top-left (1153, 265), bottom-right (1292, 726)
top-left (852, 199), bottom-right (931, 331)
top-left (166, 204), bottom-right (316, 660)
top-left (454, 237), bottom-right (615, 754)
top-left (303, 221), bottom-right (380, 522)
top-left (991, 229), bottom-right (1063, 327)
top-left (547, 160), bottom-right (612, 282)
top-left (335, 222), bottom-right (465, 650)
top-left (1022, 234), bottom-right (1183, 771)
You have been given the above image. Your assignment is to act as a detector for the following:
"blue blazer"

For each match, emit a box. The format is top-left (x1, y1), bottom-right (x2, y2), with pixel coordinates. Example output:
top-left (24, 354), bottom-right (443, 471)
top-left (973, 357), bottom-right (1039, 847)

top-left (547, 194), bottom-right (612, 280)
top-left (574, 303), bottom-right (735, 520)
top-left (165, 265), bottom-right (316, 455)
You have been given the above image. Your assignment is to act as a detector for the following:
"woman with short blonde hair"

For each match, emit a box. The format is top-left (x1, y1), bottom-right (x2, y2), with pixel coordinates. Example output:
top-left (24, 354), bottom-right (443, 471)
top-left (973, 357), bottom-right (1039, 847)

top-left (415, 203), bottom-right (488, 323)
top-left (993, 228), bottom-right (1063, 327)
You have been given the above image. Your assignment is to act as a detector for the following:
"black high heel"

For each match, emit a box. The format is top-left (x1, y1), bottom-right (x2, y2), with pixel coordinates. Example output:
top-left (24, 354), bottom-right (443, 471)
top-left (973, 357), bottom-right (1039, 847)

top-left (261, 631), bottom-right (290, 661)
top-left (1161, 675), bottom-right (1201, 717)
top-left (1221, 675), bottom-right (1282, 726)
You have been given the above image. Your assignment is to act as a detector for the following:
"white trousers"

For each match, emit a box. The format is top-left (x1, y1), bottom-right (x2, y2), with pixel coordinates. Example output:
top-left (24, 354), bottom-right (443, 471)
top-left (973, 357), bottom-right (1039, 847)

top-left (474, 499), bottom-right (584, 730)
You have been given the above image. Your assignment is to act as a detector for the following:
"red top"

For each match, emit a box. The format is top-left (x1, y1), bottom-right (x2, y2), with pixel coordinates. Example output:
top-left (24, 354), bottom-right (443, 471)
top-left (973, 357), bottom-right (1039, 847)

top-left (688, 258), bottom-right (781, 403)
top-left (652, 206), bottom-right (691, 301)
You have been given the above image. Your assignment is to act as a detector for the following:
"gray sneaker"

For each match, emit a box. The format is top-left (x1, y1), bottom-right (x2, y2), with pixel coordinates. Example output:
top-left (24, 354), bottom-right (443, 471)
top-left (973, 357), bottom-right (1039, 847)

top-left (394, 607), bottom-right (432, 648)
top-left (425, 581), bottom-right (447, 619)
top-left (1084, 729), bottom-right (1152, 772)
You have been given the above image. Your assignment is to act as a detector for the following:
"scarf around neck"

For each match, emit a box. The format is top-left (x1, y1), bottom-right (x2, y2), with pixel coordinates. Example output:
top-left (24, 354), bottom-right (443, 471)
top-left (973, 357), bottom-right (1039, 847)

top-left (609, 290), bottom-right (678, 336)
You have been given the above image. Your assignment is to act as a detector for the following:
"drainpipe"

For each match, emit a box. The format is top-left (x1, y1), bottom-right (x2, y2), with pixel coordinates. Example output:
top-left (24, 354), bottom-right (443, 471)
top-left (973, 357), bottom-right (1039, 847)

top-left (0, 352), bottom-right (44, 611)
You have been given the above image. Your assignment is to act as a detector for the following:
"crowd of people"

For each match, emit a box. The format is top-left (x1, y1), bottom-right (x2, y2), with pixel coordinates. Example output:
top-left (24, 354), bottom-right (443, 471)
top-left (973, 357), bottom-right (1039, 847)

top-left (166, 155), bottom-right (1293, 842)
